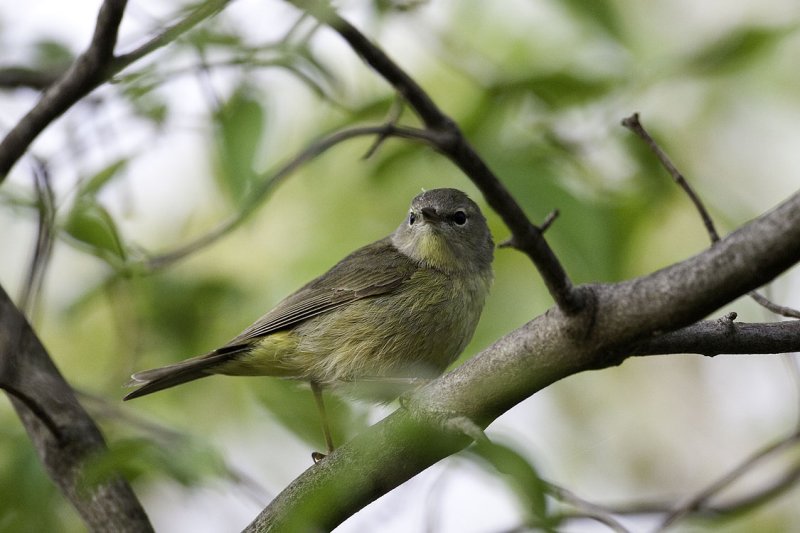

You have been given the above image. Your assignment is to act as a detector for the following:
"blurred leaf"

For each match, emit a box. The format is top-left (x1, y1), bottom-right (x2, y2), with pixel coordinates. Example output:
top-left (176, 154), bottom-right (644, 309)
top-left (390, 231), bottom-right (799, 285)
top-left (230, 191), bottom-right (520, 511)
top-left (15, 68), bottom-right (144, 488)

top-left (33, 39), bottom-right (74, 69)
top-left (187, 26), bottom-right (244, 50)
top-left (60, 159), bottom-right (130, 264)
top-left (79, 159), bottom-right (128, 198)
top-left (82, 437), bottom-right (226, 488)
top-left (132, 96), bottom-right (169, 126)
top-left (468, 440), bottom-right (557, 530)
top-left (560, 0), bottom-right (624, 40)
top-left (63, 199), bottom-right (126, 262)
top-left (493, 72), bottom-right (614, 108)
top-left (118, 69), bottom-right (170, 126)
top-left (0, 429), bottom-right (80, 532)
top-left (254, 379), bottom-right (368, 451)
top-left (133, 274), bottom-right (246, 356)
top-left (688, 26), bottom-right (790, 74)
top-left (213, 87), bottom-right (265, 206)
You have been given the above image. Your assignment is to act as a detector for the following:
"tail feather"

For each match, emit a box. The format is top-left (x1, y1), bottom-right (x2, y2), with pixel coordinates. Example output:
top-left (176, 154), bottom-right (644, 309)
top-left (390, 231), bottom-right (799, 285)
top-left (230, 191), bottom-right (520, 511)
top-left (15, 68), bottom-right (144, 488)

top-left (123, 346), bottom-right (247, 401)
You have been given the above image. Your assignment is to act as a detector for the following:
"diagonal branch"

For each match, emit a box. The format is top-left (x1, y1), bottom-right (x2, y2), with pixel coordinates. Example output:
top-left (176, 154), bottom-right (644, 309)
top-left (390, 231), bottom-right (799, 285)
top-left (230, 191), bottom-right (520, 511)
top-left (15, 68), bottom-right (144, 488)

top-left (0, 284), bottom-right (153, 531)
top-left (291, 0), bottom-right (584, 314)
top-left (657, 431), bottom-right (800, 529)
top-left (622, 113), bottom-right (719, 240)
top-left (0, 0), bottom-right (231, 181)
top-left (0, 0), bottom-right (128, 180)
top-left (112, 0), bottom-right (231, 71)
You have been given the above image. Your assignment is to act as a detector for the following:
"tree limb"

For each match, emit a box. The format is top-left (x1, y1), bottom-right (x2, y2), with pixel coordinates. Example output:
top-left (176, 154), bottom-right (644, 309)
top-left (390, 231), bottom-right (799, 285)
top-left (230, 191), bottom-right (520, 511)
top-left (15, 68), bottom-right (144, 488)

top-left (629, 317), bottom-right (800, 357)
top-left (0, 284), bottom-right (153, 531)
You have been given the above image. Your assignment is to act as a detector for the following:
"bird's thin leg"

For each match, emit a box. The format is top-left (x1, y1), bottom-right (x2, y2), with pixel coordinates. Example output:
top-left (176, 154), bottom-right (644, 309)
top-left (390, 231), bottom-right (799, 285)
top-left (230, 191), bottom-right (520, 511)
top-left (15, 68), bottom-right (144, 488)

top-left (310, 381), bottom-right (335, 458)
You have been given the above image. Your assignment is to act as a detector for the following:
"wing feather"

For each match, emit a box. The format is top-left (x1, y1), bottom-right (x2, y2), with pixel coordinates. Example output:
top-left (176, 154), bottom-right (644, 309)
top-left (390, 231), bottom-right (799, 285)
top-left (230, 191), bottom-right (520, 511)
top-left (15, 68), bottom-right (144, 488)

top-left (225, 237), bottom-right (415, 346)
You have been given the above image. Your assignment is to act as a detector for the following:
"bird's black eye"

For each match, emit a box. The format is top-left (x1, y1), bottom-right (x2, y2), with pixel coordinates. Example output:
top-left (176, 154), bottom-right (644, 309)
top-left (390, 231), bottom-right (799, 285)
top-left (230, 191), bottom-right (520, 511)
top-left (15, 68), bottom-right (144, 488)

top-left (409, 212), bottom-right (416, 225)
top-left (451, 210), bottom-right (467, 225)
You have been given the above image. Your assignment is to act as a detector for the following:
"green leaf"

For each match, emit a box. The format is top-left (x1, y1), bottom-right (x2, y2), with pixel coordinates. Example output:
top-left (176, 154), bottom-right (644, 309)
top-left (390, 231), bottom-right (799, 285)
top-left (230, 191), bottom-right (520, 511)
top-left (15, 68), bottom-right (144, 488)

top-left (63, 199), bottom-right (126, 262)
top-left (33, 39), bottom-right (74, 69)
top-left (688, 26), bottom-right (790, 74)
top-left (134, 274), bottom-right (246, 356)
top-left (468, 440), bottom-right (557, 530)
top-left (80, 159), bottom-right (128, 198)
top-left (254, 379), bottom-right (367, 452)
top-left (213, 87), bottom-right (265, 206)
top-left (186, 27), bottom-right (244, 49)
top-left (560, 0), bottom-right (624, 41)
top-left (494, 72), bottom-right (614, 108)
top-left (82, 437), bottom-right (227, 489)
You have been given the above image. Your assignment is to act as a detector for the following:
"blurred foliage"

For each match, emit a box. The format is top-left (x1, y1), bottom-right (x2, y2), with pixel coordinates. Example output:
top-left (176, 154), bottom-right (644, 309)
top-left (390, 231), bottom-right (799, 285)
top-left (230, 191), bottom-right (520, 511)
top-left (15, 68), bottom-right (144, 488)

top-left (468, 439), bottom-right (555, 530)
top-left (213, 86), bottom-right (266, 207)
top-left (1, 0), bottom-right (800, 531)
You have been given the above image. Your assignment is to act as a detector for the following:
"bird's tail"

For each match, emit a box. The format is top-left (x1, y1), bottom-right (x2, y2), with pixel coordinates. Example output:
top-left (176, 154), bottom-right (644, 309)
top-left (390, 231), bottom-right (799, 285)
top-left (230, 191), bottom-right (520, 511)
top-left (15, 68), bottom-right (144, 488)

top-left (123, 346), bottom-right (248, 400)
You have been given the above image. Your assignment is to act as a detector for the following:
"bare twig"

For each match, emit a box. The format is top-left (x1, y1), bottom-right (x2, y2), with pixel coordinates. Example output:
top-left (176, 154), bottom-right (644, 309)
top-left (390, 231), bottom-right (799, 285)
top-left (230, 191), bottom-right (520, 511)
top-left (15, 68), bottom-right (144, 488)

top-left (749, 291), bottom-right (800, 319)
top-left (294, 0), bottom-right (584, 314)
top-left (622, 112), bottom-right (800, 319)
top-left (362, 95), bottom-right (405, 159)
top-left (144, 123), bottom-right (439, 270)
top-left (539, 209), bottom-right (559, 233)
top-left (18, 160), bottom-right (56, 317)
top-left (658, 431), bottom-right (800, 530)
top-left (622, 113), bottom-right (719, 241)
top-left (546, 482), bottom-right (630, 533)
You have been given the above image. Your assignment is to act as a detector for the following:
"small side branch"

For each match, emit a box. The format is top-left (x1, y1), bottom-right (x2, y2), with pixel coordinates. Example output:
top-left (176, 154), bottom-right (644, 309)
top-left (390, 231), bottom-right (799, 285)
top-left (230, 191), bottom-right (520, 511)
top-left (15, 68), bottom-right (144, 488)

top-left (628, 318), bottom-right (800, 357)
top-left (658, 431), bottom-right (800, 530)
top-left (622, 112), bottom-right (800, 319)
top-left (621, 113), bottom-right (719, 241)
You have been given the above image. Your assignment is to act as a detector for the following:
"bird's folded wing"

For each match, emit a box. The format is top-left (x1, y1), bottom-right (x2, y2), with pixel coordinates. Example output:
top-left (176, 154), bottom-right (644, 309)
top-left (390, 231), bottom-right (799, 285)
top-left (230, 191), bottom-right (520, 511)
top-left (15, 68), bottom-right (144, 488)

top-left (225, 238), bottom-right (417, 345)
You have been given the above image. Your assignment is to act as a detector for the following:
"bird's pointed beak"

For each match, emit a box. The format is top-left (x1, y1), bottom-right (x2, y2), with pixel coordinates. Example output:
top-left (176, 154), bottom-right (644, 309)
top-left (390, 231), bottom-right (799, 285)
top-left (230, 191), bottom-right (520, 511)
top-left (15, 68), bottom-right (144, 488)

top-left (420, 207), bottom-right (441, 223)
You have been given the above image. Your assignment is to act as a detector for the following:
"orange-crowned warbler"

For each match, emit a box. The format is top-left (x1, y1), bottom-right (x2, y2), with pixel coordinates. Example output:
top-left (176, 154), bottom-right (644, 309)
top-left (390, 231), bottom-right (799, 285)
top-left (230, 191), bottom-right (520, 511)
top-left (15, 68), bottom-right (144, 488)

top-left (124, 188), bottom-right (494, 456)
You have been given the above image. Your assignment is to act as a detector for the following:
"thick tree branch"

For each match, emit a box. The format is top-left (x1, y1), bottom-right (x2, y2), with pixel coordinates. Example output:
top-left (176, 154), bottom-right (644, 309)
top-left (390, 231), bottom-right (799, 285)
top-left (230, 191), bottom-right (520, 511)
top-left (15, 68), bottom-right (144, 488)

top-left (0, 284), bottom-right (153, 531)
top-left (291, 0), bottom-right (584, 314)
top-left (246, 186), bottom-right (800, 530)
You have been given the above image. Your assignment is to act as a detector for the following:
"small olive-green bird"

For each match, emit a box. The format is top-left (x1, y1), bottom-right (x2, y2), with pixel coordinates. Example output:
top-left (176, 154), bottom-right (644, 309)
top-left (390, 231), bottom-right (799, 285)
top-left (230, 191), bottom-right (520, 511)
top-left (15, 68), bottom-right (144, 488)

top-left (124, 188), bottom-right (494, 454)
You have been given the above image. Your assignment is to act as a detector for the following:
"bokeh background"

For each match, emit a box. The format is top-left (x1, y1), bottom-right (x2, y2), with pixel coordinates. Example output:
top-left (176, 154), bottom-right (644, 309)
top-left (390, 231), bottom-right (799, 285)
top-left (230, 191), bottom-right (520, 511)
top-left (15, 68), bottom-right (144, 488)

top-left (2, 0), bottom-right (800, 531)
